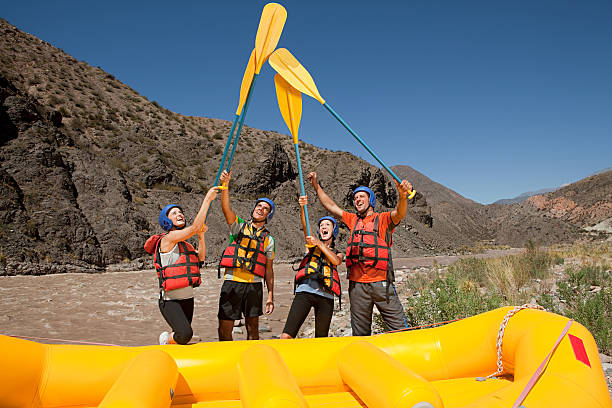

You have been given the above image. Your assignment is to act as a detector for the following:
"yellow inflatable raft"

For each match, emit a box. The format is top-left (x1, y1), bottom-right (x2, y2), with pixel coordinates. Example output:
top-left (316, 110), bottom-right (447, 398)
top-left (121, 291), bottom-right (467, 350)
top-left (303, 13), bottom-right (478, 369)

top-left (2, 307), bottom-right (610, 408)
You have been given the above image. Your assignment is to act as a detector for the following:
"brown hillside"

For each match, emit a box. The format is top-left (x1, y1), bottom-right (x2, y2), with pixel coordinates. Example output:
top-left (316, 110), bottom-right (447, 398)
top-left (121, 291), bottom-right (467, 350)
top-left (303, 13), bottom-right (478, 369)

top-left (525, 170), bottom-right (612, 228)
top-left (0, 19), bottom-right (441, 275)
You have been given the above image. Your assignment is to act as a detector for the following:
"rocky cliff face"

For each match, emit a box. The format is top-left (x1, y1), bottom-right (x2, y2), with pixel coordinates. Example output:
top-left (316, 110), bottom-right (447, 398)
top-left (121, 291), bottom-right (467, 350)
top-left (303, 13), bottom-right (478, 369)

top-left (0, 20), bottom-right (440, 275)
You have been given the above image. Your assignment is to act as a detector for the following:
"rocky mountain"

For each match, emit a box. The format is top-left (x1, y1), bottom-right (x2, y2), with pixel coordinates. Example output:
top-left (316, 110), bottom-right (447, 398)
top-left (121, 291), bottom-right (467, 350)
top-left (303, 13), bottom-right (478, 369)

top-left (524, 170), bottom-right (612, 229)
top-left (0, 19), bottom-right (604, 275)
top-left (0, 19), bottom-right (440, 275)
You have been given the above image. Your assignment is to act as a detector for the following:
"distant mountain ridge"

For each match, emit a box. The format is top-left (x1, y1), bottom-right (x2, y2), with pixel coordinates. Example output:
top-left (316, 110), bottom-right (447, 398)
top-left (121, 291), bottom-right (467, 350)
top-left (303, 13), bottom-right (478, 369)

top-left (493, 167), bottom-right (612, 205)
top-left (493, 187), bottom-right (560, 205)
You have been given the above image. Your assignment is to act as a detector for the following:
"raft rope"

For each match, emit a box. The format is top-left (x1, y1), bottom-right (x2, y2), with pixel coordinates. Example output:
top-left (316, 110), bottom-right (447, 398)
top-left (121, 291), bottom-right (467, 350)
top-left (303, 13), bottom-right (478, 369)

top-left (487, 304), bottom-right (545, 379)
top-left (5, 334), bottom-right (120, 347)
top-left (388, 317), bottom-right (464, 333)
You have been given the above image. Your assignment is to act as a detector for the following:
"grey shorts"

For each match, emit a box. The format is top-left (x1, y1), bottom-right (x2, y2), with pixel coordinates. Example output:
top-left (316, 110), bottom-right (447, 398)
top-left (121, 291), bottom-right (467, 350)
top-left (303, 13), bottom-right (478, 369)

top-left (348, 280), bottom-right (408, 336)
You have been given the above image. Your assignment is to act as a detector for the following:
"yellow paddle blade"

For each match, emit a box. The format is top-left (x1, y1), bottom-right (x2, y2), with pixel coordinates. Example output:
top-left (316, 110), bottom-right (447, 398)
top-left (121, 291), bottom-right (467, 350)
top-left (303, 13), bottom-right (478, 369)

top-left (274, 74), bottom-right (302, 144)
top-left (254, 3), bottom-right (287, 74)
top-left (269, 48), bottom-right (325, 105)
top-left (235, 49), bottom-right (256, 116)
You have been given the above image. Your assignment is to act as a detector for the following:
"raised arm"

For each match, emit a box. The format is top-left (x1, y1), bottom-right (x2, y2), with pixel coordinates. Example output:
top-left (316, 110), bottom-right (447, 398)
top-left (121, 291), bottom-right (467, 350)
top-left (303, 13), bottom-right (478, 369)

top-left (196, 226), bottom-right (207, 262)
top-left (390, 179), bottom-right (413, 225)
top-left (163, 187), bottom-right (218, 250)
top-left (308, 172), bottom-right (343, 219)
top-left (305, 235), bottom-right (342, 266)
top-left (219, 170), bottom-right (237, 225)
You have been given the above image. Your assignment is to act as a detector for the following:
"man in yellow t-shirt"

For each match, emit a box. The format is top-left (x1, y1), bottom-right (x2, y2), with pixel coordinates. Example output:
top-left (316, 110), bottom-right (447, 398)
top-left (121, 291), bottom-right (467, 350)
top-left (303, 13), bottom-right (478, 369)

top-left (217, 170), bottom-right (275, 341)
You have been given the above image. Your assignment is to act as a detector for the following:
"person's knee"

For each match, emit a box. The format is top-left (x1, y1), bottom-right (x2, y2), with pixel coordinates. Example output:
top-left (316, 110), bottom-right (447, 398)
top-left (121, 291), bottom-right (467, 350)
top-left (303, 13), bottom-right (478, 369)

top-left (173, 327), bottom-right (193, 345)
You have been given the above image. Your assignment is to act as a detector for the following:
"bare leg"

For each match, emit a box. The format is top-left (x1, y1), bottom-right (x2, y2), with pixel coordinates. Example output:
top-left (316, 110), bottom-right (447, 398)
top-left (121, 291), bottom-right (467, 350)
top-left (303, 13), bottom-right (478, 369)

top-left (218, 319), bottom-right (234, 341)
top-left (245, 316), bottom-right (259, 340)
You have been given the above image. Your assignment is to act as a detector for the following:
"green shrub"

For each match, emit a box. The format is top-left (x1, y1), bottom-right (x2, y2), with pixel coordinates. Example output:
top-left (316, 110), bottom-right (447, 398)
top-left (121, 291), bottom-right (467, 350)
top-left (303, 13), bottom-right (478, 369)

top-left (538, 265), bottom-right (611, 354)
top-left (448, 257), bottom-right (489, 286)
top-left (404, 274), bottom-right (503, 328)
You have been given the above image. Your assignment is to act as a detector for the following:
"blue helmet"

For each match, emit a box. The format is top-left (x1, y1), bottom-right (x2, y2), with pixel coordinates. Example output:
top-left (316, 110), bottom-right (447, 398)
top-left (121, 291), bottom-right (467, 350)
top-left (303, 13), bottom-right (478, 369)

top-left (159, 204), bottom-right (182, 231)
top-left (252, 198), bottom-right (275, 223)
top-left (352, 186), bottom-right (376, 209)
top-left (318, 216), bottom-right (339, 239)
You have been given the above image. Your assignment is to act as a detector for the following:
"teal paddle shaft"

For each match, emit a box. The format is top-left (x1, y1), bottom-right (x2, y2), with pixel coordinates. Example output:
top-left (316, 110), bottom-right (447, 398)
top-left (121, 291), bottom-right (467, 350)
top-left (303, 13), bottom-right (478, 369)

top-left (225, 73), bottom-right (259, 172)
top-left (294, 142), bottom-right (311, 236)
top-left (213, 114), bottom-right (239, 188)
top-left (323, 102), bottom-right (401, 184)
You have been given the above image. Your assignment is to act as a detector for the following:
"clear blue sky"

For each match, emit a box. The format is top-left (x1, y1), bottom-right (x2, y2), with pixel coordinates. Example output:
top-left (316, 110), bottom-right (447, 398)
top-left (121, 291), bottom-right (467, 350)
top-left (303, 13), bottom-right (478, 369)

top-left (4, 0), bottom-right (611, 203)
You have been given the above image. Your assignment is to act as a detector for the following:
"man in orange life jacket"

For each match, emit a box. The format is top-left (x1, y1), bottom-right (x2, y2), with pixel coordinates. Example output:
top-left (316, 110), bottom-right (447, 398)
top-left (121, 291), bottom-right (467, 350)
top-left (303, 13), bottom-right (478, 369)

top-left (308, 172), bottom-right (414, 336)
top-left (217, 170), bottom-right (275, 341)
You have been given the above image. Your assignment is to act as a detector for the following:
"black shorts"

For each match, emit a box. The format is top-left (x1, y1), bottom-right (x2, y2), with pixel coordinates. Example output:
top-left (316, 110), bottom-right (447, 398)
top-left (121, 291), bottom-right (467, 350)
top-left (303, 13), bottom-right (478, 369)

top-left (218, 280), bottom-right (263, 320)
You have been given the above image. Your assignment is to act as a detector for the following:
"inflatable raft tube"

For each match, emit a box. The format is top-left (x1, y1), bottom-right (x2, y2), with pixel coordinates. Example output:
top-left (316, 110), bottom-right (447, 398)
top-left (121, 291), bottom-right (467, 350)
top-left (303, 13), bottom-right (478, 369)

top-left (1, 307), bottom-right (610, 408)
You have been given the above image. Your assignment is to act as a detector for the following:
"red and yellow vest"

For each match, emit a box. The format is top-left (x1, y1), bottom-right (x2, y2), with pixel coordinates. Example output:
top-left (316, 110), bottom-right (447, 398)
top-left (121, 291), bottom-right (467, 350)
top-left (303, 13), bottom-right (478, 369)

top-left (345, 214), bottom-right (394, 280)
top-left (295, 246), bottom-right (341, 297)
top-left (145, 234), bottom-right (202, 291)
top-left (218, 221), bottom-right (269, 278)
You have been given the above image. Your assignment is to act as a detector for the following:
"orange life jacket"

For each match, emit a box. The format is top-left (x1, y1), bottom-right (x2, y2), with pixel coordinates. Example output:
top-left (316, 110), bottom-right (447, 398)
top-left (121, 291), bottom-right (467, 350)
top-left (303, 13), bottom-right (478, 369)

top-left (218, 221), bottom-right (269, 278)
top-left (295, 246), bottom-right (341, 297)
top-left (345, 214), bottom-right (394, 281)
top-left (145, 234), bottom-right (202, 291)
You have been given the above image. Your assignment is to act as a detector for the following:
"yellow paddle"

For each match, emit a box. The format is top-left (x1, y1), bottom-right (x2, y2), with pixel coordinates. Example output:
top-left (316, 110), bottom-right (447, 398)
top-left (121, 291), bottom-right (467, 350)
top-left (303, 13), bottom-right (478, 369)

top-left (269, 48), bottom-right (416, 199)
top-left (214, 3), bottom-right (287, 191)
top-left (274, 74), bottom-right (313, 241)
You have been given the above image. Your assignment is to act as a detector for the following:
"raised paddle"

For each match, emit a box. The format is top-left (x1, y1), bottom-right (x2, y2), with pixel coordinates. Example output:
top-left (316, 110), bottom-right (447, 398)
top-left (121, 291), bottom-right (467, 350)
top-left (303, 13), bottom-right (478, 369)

top-left (274, 73), bottom-right (312, 238)
top-left (212, 49), bottom-right (255, 189)
top-left (221, 3), bottom-right (287, 179)
top-left (268, 48), bottom-right (416, 198)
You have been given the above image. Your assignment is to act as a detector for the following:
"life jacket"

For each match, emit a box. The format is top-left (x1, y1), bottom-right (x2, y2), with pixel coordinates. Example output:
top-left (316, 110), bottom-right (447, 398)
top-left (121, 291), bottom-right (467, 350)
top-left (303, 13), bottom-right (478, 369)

top-left (345, 214), bottom-right (394, 283)
top-left (145, 234), bottom-right (202, 291)
top-left (295, 246), bottom-right (341, 298)
top-left (218, 221), bottom-right (269, 278)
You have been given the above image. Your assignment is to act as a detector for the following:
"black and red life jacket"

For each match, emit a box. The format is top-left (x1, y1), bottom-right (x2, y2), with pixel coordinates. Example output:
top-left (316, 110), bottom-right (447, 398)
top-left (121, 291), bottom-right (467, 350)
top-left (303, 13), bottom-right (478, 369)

top-left (218, 221), bottom-right (269, 278)
top-left (345, 214), bottom-right (394, 282)
top-left (145, 234), bottom-right (202, 291)
top-left (295, 246), bottom-right (341, 298)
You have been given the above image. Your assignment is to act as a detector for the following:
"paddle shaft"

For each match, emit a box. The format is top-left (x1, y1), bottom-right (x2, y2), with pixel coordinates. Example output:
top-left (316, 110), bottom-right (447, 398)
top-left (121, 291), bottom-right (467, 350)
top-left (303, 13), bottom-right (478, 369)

top-left (323, 103), bottom-right (401, 184)
top-left (226, 73), bottom-right (259, 172)
top-left (213, 114), bottom-right (239, 188)
top-left (294, 143), bottom-right (311, 236)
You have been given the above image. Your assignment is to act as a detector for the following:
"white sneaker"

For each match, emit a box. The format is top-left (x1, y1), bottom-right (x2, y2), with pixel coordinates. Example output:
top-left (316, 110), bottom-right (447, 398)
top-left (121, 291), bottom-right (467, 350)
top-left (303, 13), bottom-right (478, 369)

top-left (159, 331), bottom-right (170, 345)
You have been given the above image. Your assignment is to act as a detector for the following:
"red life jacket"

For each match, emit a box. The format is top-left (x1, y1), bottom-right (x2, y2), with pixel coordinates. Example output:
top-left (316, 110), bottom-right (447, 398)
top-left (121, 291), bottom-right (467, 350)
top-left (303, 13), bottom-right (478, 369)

top-left (218, 221), bottom-right (269, 278)
top-left (146, 234), bottom-right (202, 291)
top-left (295, 246), bottom-right (341, 297)
top-left (345, 214), bottom-right (394, 281)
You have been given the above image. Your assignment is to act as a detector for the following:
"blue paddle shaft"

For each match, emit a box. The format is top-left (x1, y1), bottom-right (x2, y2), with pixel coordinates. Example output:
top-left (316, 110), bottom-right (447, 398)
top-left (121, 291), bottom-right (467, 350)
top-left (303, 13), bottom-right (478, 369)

top-left (323, 102), bottom-right (401, 184)
top-left (213, 114), bottom-right (239, 187)
top-left (294, 143), bottom-right (311, 237)
top-left (226, 73), bottom-right (259, 172)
